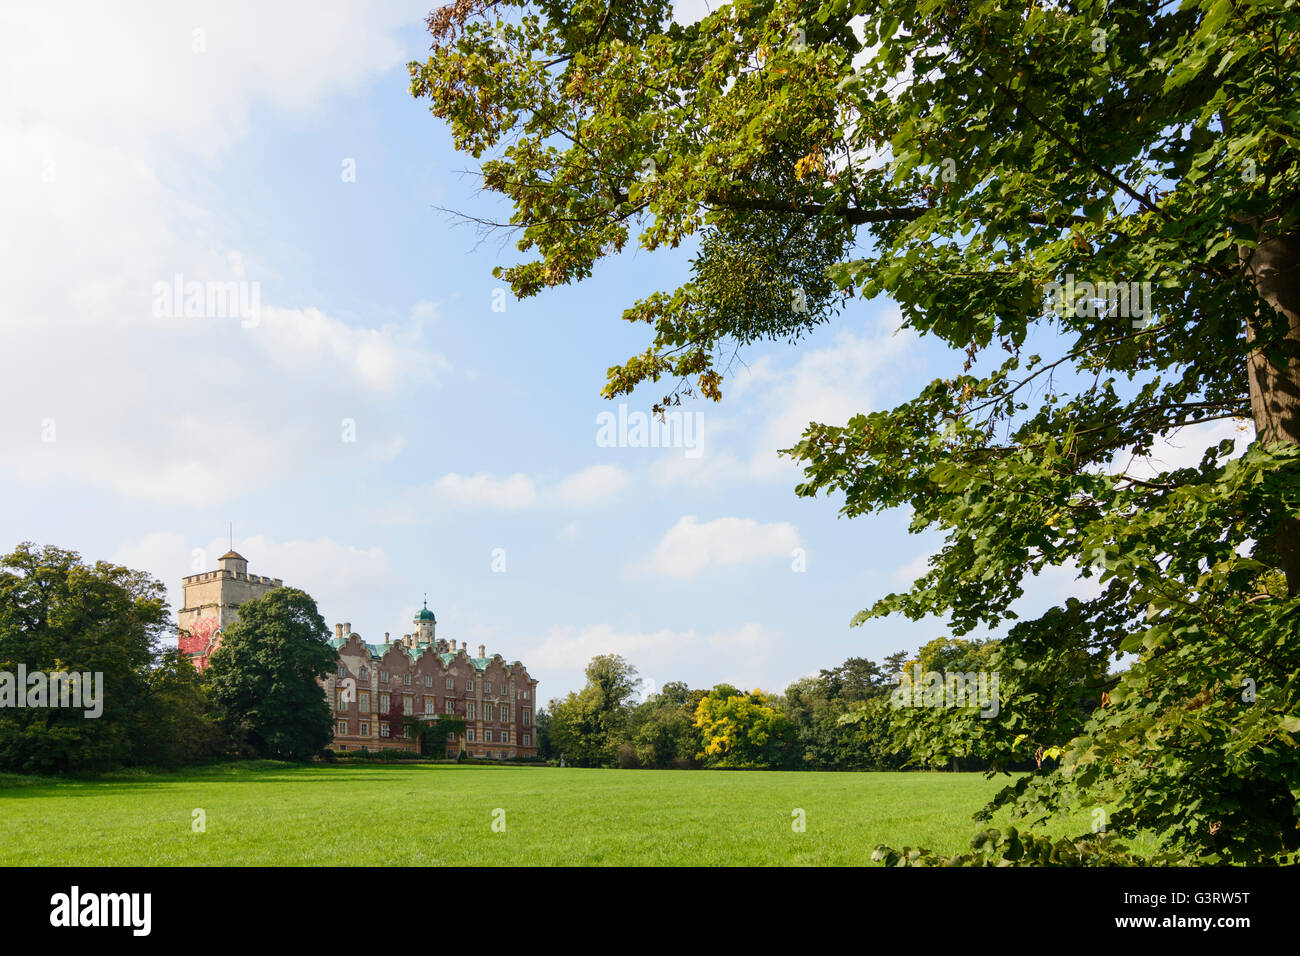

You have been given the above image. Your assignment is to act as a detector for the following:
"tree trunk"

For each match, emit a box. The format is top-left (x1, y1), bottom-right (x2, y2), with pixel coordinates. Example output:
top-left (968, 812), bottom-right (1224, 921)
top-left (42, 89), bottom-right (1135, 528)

top-left (1243, 230), bottom-right (1300, 590)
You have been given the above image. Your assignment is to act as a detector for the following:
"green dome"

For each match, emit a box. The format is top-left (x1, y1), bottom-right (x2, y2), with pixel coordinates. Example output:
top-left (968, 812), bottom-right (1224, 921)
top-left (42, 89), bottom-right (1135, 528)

top-left (415, 598), bottom-right (436, 623)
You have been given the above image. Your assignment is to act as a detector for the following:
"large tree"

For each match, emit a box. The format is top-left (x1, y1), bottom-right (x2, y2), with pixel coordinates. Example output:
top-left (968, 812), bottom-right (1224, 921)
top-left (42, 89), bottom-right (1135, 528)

top-left (0, 543), bottom-right (172, 772)
top-left (547, 654), bottom-right (641, 766)
top-left (204, 588), bottom-right (336, 762)
top-left (412, 0), bottom-right (1300, 862)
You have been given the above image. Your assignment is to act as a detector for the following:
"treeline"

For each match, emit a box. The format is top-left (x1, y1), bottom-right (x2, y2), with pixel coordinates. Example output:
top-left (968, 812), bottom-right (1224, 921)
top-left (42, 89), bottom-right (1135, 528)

top-left (540, 638), bottom-right (1108, 772)
top-left (0, 543), bottom-right (336, 773)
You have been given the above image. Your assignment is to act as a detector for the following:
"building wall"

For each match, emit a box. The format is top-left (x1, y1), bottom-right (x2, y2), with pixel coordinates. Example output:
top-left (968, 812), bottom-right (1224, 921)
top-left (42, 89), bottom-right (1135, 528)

top-left (177, 568), bottom-right (283, 669)
top-left (322, 633), bottom-right (540, 758)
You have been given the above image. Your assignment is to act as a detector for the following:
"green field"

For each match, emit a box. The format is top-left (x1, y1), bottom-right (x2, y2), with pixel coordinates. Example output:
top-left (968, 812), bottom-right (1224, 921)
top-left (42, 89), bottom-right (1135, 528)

top-left (0, 761), bottom-right (1139, 866)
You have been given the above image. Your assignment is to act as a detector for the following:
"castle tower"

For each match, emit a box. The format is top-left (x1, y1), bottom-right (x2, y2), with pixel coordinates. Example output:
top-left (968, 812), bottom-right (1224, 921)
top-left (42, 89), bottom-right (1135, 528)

top-left (413, 597), bottom-right (436, 645)
top-left (178, 550), bottom-right (284, 670)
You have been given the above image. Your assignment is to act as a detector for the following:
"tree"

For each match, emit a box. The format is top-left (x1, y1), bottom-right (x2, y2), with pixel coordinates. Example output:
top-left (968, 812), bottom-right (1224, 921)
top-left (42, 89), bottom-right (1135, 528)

top-left (0, 543), bottom-right (172, 772)
top-left (547, 654), bottom-right (641, 766)
top-left (626, 681), bottom-right (703, 768)
top-left (130, 648), bottom-right (228, 767)
top-left (694, 686), bottom-right (797, 768)
top-left (205, 588), bottom-right (336, 761)
top-left (412, 0), bottom-right (1300, 863)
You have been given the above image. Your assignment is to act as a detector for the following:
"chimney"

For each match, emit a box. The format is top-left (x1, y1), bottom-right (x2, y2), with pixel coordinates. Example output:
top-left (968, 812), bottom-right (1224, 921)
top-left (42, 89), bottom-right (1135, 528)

top-left (384, 632), bottom-right (390, 643)
top-left (478, 644), bottom-right (485, 658)
top-left (343, 622), bottom-right (351, 638)
top-left (334, 623), bottom-right (343, 640)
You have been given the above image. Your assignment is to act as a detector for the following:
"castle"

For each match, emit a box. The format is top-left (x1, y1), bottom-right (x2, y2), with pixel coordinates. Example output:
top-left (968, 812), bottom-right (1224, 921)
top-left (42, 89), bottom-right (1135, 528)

top-left (178, 552), bottom-right (539, 759)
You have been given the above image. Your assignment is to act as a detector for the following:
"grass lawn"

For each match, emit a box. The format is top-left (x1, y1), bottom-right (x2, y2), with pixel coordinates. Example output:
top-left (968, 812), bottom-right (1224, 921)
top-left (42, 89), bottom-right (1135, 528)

top-left (0, 761), bottom-right (1147, 866)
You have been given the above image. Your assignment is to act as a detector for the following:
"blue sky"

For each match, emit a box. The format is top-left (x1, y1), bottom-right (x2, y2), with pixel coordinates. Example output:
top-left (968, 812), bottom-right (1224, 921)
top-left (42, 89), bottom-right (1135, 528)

top-left (2, 1), bottom-right (1239, 704)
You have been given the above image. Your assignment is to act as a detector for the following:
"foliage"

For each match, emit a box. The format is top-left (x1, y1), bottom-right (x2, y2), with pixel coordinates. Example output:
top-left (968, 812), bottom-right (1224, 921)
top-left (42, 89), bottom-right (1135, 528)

top-left (401, 711), bottom-right (468, 756)
top-left (0, 542), bottom-right (215, 772)
top-left (871, 826), bottom-right (1142, 867)
top-left (412, 0), bottom-right (1300, 863)
top-left (204, 587), bottom-right (336, 762)
top-left (694, 685), bottom-right (798, 768)
top-left (546, 654), bottom-right (641, 766)
top-left (625, 680), bottom-right (704, 768)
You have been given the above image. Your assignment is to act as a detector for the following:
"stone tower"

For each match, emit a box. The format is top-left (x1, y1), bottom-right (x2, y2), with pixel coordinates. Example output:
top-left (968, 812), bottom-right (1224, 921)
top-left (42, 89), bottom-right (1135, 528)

top-left (414, 598), bottom-right (436, 644)
top-left (178, 550), bottom-right (283, 670)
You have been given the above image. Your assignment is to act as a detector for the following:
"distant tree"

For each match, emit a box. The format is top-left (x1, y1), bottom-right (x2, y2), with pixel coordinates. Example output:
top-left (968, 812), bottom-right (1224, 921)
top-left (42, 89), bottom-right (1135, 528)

top-left (0, 543), bottom-right (169, 772)
top-left (205, 588), bottom-right (335, 761)
top-left (786, 658), bottom-right (902, 771)
top-left (548, 655), bottom-right (641, 767)
top-left (626, 681), bottom-right (703, 769)
top-left (130, 648), bottom-right (228, 767)
top-left (694, 686), bottom-right (797, 769)
top-left (534, 706), bottom-right (553, 759)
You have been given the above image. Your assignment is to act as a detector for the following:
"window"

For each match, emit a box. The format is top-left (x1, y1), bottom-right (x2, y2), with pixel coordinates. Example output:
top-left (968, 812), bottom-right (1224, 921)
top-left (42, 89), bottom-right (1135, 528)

top-left (403, 695), bottom-right (413, 715)
top-left (466, 679), bottom-right (474, 691)
top-left (360, 667), bottom-right (368, 679)
top-left (524, 734), bottom-right (531, 746)
top-left (381, 670), bottom-right (389, 682)
top-left (485, 731), bottom-right (492, 743)
top-left (484, 703), bottom-right (493, 721)
top-left (336, 690), bottom-right (348, 709)
top-left (424, 696), bottom-right (435, 714)
top-left (445, 677), bottom-right (454, 690)
top-left (466, 702), bottom-right (475, 720)
top-left (424, 675), bottom-right (432, 687)
top-left (380, 693), bottom-right (391, 712)
top-left (485, 682), bottom-right (492, 693)
top-left (359, 691), bottom-right (370, 711)
top-left (336, 720), bottom-right (347, 735)
top-left (337, 664), bottom-right (347, 678)
top-left (523, 708), bottom-right (531, 727)
top-left (381, 724), bottom-right (390, 738)
top-left (445, 699), bottom-right (454, 714)
top-left (501, 704), bottom-right (509, 723)
top-left (403, 673), bottom-right (411, 685)
top-left (523, 690), bottom-right (530, 700)
top-left (467, 729), bottom-right (475, 742)
top-left (360, 722), bottom-right (370, 736)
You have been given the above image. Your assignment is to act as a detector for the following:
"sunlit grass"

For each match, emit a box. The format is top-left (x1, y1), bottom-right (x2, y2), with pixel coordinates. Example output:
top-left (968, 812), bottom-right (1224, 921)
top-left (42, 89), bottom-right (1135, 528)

top-left (0, 761), bottom-right (1158, 865)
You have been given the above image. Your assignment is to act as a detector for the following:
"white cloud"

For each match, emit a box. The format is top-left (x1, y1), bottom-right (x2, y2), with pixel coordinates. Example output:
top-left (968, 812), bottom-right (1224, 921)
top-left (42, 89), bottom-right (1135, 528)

top-left (397, 473), bottom-right (540, 515)
top-left (520, 621), bottom-right (778, 692)
top-left (0, 2), bottom-right (433, 507)
top-left (551, 464), bottom-right (630, 507)
top-left (252, 307), bottom-right (448, 393)
top-left (1114, 418), bottom-right (1254, 481)
top-left (648, 309), bottom-right (916, 489)
top-left (112, 531), bottom-right (392, 627)
top-left (893, 550), bottom-right (934, 586)
top-left (746, 310), bottom-right (915, 477)
top-left (671, 0), bottom-right (718, 26)
top-left (637, 515), bottom-right (803, 578)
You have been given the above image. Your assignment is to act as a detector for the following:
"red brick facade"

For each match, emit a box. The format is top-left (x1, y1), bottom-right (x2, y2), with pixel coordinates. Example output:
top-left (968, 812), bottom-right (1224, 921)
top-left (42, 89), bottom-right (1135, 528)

top-left (323, 632), bottom-right (539, 759)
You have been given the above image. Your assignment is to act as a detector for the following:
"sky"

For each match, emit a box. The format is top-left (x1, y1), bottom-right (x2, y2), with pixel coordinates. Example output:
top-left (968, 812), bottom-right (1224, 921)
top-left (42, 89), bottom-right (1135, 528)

top-left (0, 1), bottom-right (1244, 704)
